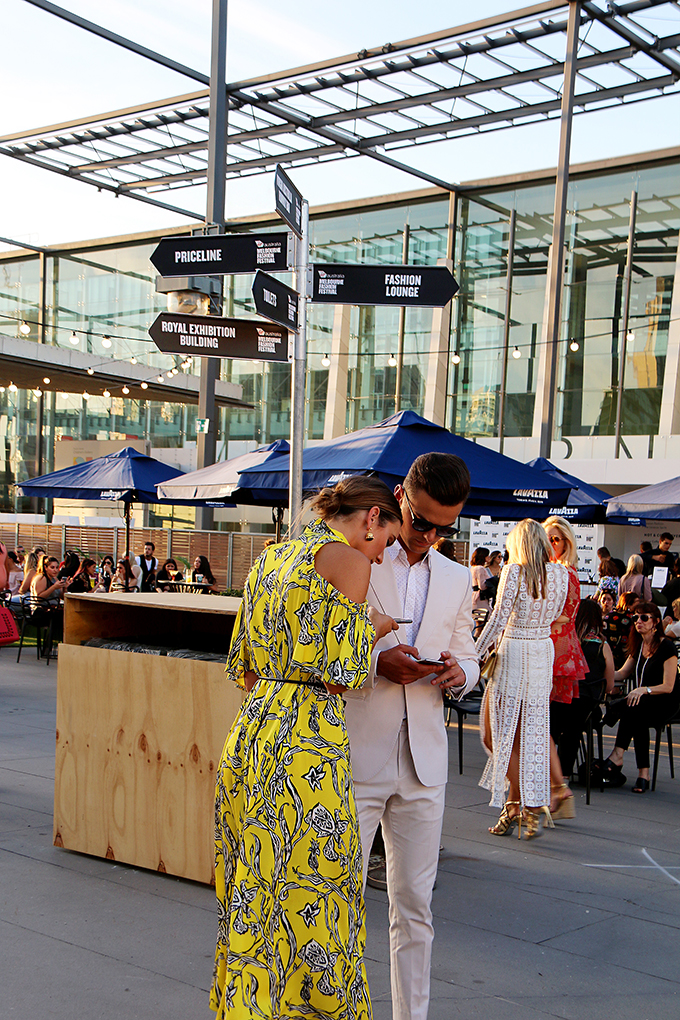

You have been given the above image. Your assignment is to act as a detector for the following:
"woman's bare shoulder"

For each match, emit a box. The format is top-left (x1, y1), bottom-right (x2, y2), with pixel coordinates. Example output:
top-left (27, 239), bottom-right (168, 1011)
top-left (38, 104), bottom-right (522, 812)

top-left (315, 542), bottom-right (370, 603)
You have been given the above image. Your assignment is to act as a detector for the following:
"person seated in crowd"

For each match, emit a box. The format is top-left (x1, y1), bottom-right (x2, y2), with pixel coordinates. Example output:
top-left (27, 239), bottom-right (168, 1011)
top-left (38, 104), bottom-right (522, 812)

top-left (191, 555), bottom-right (218, 592)
top-left (59, 551), bottom-right (80, 580)
top-left (69, 558), bottom-right (97, 593)
top-left (97, 555), bottom-right (115, 592)
top-left (618, 554), bottom-right (652, 602)
top-left (6, 551), bottom-right (24, 595)
top-left (642, 532), bottom-right (676, 576)
top-left (123, 552), bottom-right (142, 588)
top-left (155, 558), bottom-right (184, 590)
top-left (433, 537), bottom-right (457, 561)
top-left (107, 559), bottom-right (139, 593)
top-left (135, 541), bottom-right (159, 592)
top-left (664, 598), bottom-right (680, 643)
top-left (470, 546), bottom-right (491, 636)
top-left (31, 555), bottom-right (72, 604)
top-left (551, 600), bottom-right (615, 782)
top-left (603, 591), bottom-right (641, 672)
top-left (19, 547), bottom-right (45, 596)
top-left (598, 556), bottom-right (620, 580)
top-left (14, 546), bottom-right (25, 568)
top-left (597, 589), bottom-right (615, 615)
top-left (596, 574), bottom-right (619, 605)
top-left (602, 602), bottom-right (680, 793)
top-left (484, 549), bottom-right (503, 605)
top-left (661, 559), bottom-right (680, 614)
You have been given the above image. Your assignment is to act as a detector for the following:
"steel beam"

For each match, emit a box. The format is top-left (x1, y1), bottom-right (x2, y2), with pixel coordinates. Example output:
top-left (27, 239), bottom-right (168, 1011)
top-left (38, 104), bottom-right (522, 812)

top-left (498, 208), bottom-right (516, 454)
top-left (614, 189), bottom-right (638, 457)
top-left (538, 0), bottom-right (581, 459)
top-left (196, 0), bottom-right (228, 533)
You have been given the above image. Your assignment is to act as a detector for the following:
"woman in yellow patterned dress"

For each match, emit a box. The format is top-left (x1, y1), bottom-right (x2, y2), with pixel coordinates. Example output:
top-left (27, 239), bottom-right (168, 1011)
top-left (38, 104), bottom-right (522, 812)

top-left (211, 476), bottom-right (402, 1020)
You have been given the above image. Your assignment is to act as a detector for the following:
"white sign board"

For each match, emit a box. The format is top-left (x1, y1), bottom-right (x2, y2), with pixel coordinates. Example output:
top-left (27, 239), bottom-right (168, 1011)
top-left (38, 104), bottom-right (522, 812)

top-left (469, 519), bottom-right (603, 582)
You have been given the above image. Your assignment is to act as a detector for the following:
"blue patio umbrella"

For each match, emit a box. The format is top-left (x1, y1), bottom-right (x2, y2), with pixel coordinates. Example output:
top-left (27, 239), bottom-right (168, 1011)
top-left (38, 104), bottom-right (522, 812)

top-left (236, 411), bottom-right (572, 519)
top-left (18, 446), bottom-right (184, 557)
top-left (526, 457), bottom-right (611, 523)
top-left (606, 475), bottom-right (680, 525)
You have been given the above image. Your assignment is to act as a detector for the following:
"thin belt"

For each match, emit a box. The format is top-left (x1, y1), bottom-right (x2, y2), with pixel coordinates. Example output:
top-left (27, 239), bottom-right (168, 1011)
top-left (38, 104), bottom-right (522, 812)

top-left (504, 626), bottom-right (551, 640)
top-left (257, 675), bottom-right (327, 692)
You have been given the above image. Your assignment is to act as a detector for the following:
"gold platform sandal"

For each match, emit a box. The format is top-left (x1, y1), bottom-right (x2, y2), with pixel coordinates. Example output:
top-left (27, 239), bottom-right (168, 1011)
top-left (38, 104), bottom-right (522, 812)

top-left (550, 783), bottom-right (576, 820)
top-left (489, 801), bottom-right (521, 836)
top-left (518, 806), bottom-right (555, 840)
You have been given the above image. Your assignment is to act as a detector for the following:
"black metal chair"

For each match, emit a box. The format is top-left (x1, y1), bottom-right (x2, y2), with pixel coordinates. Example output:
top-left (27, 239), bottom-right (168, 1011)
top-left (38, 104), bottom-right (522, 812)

top-left (16, 595), bottom-right (59, 665)
top-left (651, 708), bottom-right (679, 790)
top-left (444, 681), bottom-right (485, 775)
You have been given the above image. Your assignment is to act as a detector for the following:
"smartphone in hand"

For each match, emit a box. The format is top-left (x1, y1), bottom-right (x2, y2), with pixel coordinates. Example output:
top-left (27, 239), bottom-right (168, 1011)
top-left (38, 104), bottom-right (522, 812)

top-left (416, 657), bottom-right (445, 667)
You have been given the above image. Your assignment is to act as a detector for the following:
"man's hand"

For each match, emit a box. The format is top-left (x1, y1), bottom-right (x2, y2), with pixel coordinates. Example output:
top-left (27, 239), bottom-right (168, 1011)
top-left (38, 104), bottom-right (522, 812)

top-left (377, 645), bottom-right (442, 686)
top-left (429, 651), bottom-right (467, 694)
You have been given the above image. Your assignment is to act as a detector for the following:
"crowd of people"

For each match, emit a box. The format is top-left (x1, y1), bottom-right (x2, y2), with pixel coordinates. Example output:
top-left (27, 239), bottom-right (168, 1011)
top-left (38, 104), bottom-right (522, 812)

top-left (0, 540), bottom-right (221, 603)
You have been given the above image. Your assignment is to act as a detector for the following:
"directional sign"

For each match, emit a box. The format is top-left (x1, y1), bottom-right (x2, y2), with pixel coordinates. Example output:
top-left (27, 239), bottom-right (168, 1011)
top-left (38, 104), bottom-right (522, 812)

top-left (150, 232), bottom-right (290, 277)
top-left (148, 313), bottom-right (289, 363)
top-left (274, 166), bottom-right (303, 238)
top-left (252, 271), bottom-right (299, 332)
top-left (312, 263), bottom-right (459, 307)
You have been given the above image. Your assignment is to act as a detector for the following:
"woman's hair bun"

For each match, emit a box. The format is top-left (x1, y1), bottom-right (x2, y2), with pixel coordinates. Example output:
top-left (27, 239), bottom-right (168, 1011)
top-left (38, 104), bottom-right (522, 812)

top-left (309, 475), bottom-right (402, 525)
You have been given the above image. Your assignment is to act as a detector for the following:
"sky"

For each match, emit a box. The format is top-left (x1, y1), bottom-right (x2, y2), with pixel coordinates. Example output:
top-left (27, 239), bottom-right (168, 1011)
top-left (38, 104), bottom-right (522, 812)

top-left (2, 0), bottom-right (679, 249)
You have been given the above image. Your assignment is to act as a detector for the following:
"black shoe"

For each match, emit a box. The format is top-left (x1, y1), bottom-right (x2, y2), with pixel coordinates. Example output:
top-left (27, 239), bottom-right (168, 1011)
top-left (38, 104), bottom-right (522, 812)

top-left (366, 854), bottom-right (387, 891)
top-left (601, 759), bottom-right (626, 788)
top-left (632, 777), bottom-right (650, 793)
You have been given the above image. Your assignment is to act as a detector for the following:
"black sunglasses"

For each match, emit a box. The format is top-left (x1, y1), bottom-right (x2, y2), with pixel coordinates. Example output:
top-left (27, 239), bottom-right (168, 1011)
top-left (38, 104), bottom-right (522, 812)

top-left (403, 489), bottom-right (459, 539)
top-left (632, 614), bottom-right (654, 623)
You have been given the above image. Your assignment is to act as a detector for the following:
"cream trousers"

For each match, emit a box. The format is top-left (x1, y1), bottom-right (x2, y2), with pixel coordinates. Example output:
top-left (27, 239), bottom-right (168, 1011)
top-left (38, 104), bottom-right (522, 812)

top-left (354, 719), bottom-right (446, 1020)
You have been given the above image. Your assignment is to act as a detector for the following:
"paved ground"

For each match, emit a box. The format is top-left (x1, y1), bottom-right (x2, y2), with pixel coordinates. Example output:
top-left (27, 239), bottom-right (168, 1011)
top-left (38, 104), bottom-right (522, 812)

top-left (1, 647), bottom-right (679, 1019)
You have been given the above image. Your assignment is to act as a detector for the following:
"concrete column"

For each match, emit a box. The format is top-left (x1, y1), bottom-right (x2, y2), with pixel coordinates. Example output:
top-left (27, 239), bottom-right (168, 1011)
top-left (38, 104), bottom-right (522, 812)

top-left (323, 304), bottom-right (351, 439)
top-left (658, 230), bottom-right (680, 436)
top-left (424, 257), bottom-right (453, 426)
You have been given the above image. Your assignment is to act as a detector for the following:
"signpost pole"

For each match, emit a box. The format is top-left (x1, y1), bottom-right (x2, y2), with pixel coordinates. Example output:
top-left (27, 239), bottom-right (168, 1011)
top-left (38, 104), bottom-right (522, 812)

top-left (197, 0), bottom-right (227, 532)
top-left (289, 201), bottom-right (309, 539)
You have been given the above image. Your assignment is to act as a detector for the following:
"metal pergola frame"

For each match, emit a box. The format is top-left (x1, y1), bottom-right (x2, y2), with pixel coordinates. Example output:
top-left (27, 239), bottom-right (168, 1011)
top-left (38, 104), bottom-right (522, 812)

top-left (3, 0), bottom-right (680, 497)
top-left (3, 0), bottom-right (679, 217)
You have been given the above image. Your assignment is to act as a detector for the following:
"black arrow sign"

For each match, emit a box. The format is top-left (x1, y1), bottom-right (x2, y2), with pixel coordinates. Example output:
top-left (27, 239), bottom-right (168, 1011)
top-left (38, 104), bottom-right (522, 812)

top-left (252, 271), bottom-right (299, 332)
top-left (150, 232), bottom-right (290, 278)
top-left (274, 166), bottom-right (303, 238)
top-left (312, 263), bottom-right (459, 307)
top-left (148, 313), bottom-right (289, 363)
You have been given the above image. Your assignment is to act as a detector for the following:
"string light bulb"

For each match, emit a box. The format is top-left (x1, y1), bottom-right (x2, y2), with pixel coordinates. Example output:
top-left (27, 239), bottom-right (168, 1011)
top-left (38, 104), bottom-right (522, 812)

top-left (388, 353), bottom-right (398, 367)
top-left (43, 377), bottom-right (50, 384)
top-left (0, 387), bottom-right (5, 394)
top-left (130, 356), bottom-right (137, 365)
top-left (166, 371), bottom-right (173, 379)
top-left (141, 381), bottom-right (148, 390)
top-left (19, 321), bottom-right (31, 336)
top-left (87, 367), bottom-right (95, 375)
top-left (8, 382), bottom-right (17, 392)
top-left (452, 351), bottom-right (461, 365)
top-left (101, 336), bottom-right (112, 349)
top-left (33, 388), bottom-right (42, 398)
top-left (626, 329), bottom-right (635, 343)
top-left (157, 374), bottom-right (164, 383)
top-left (82, 391), bottom-right (90, 400)
top-left (321, 353), bottom-right (331, 368)
top-left (69, 331), bottom-right (80, 345)
top-left (102, 389), bottom-right (111, 398)
top-left (512, 346), bottom-right (521, 359)
top-left (569, 339), bottom-right (580, 352)
top-left (122, 385), bottom-right (130, 395)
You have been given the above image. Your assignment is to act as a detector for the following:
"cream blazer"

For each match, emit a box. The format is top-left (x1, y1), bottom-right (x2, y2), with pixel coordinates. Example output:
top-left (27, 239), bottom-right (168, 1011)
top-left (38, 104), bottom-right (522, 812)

top-left (344, 549), bottom-right (480, 788)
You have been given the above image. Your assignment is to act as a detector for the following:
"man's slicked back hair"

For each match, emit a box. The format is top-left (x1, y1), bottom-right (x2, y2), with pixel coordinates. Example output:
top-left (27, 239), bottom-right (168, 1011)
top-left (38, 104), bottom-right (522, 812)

top-left (404, 452), bottom-right (470, 508)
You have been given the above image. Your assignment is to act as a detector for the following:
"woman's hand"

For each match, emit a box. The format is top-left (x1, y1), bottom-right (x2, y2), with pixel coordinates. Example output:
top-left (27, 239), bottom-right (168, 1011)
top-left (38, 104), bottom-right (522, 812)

top-left (627, 686), bottom-right (647, 706)
top-left (368, 606), bottom-right (399, 641)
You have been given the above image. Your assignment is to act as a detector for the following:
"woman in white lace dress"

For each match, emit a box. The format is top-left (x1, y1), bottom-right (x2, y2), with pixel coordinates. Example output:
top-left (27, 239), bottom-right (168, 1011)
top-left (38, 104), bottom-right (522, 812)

top-left (476, 520), bottom-right (568, 838)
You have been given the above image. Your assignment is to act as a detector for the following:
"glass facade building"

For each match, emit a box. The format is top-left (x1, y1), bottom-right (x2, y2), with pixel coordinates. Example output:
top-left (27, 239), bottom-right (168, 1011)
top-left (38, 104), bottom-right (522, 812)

top-left (0, 146), bottom-right (678, 514)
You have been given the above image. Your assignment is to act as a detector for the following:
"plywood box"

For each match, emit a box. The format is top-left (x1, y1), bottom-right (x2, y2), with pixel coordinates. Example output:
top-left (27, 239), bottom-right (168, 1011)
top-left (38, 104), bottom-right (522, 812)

top-left (54, 592), bottom-right (243, 884)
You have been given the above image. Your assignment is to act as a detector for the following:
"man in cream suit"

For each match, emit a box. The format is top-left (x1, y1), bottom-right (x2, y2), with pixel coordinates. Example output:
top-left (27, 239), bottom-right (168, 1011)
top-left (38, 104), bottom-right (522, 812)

top-left (344, 452), bottom-right (479, 1020)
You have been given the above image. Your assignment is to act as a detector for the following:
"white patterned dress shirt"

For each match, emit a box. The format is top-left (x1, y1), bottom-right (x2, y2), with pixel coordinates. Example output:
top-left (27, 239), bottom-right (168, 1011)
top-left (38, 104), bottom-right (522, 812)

top-left (388, 540), bottom-right (432, 648)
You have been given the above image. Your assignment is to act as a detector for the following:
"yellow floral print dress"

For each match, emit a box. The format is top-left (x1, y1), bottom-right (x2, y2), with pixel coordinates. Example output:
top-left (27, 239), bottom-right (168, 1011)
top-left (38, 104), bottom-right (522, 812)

top-left (210, 519), bottom-right (375, 1020)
